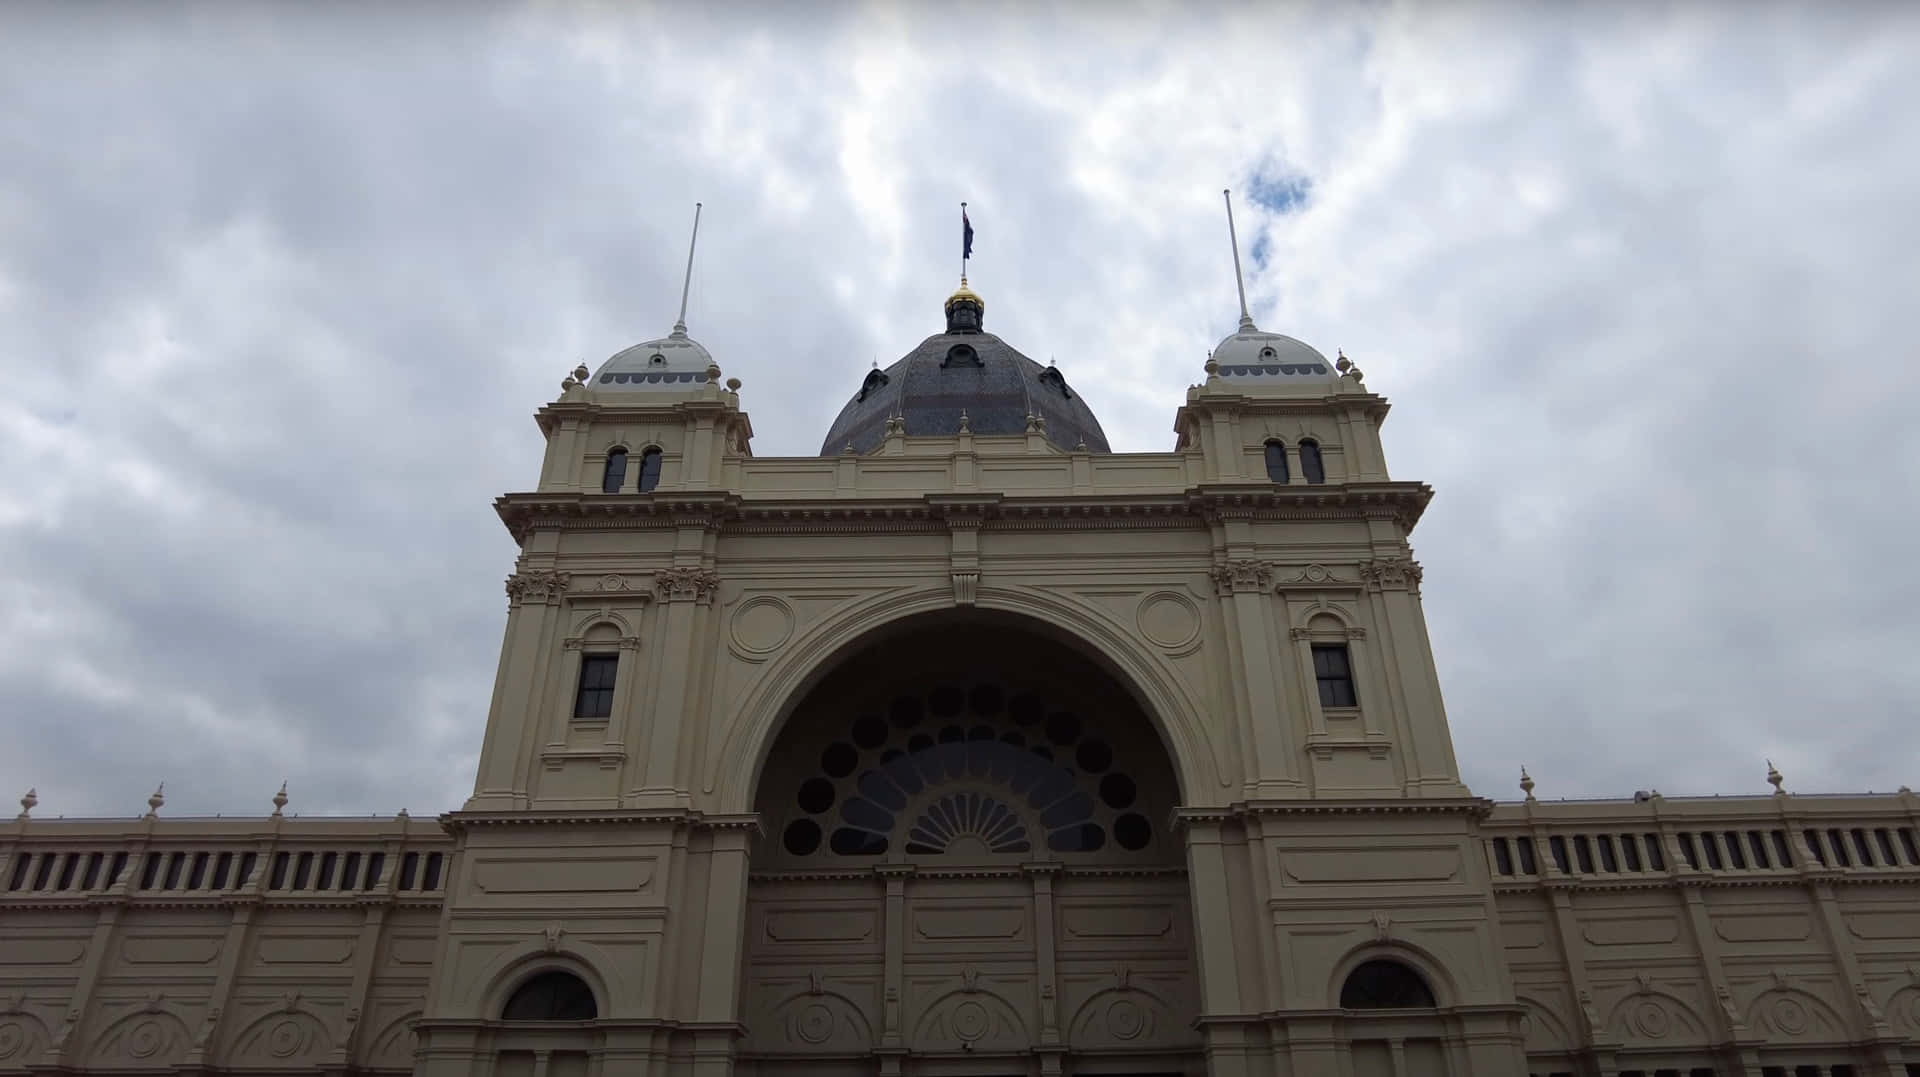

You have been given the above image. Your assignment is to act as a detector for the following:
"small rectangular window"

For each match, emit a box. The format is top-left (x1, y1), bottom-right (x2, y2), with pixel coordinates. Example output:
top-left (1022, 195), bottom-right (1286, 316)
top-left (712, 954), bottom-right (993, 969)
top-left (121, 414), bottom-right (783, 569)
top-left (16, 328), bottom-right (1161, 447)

top-left (1851, 828), bottom-right (1874, 866)
top-left (1492, 838), bottom-right (1513, 875)
top-left (1677, 832), bottom-right (1698, 869)
top-left (1549, 835), bottom-right (1571, 874)
top-left (1722, 831), bottom-right (1746, 869)
top-left (1517, 837), bottom-right (1538, 874)
top-left (1597, 835), bottom-right (1619, 872)
top-left (1310, 644), bottom-right (1358, 708)
top-left (1876, 828), bottom-right (1898, 866)
top-left (573, 654), bottom-right (619, 719)
top-left (1701, 833), bottom-right (1724, 870)
top-left (1620, 833), bottom-right (1643, 871)
top-left (1748, 831), bottom-right (1771, 869)
top-left (1773, 829), bottom-right (1794, 867)
top-left (1806, 829), bottom-right (1827, 865)
top-left (1900, 827), bottom-right (1919, 865)
top-left (1643, 833), bottom-right (1666, 871)
top-left (1827, 828), bottom-right (1851, 867)
top-left (1573, 835), bottom-right (1595, 874)
top-left (398, 851), bottom-right (420, 891)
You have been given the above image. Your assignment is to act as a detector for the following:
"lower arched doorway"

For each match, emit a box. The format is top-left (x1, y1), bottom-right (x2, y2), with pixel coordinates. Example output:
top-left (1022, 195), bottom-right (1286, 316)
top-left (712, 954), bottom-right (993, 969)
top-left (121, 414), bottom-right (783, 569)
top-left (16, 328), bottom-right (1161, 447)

top-left (739, 617), bottom-right (1203, 1077)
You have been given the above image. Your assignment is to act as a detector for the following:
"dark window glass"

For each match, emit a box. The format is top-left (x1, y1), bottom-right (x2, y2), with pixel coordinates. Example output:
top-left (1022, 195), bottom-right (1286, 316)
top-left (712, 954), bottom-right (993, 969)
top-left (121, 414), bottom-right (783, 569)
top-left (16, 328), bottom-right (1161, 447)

top-left (1900, 827), bottom-right (1919, 865)
top-left (1876, 828), bottom-right (1898, 866)
top-left (1852, 827), bottom-right (1874, 865)
top-left (1748, 831), bottom-right (1771, 868)
top-left (1517, 837), bottom-right (1538, 874)
top-left (1721, 831), bottom-right (1746, 869)
top-left (1805, 829), bottom-right (1827, 865)
top-left (1114, 813), bottom-right (1152, 851)
top-left (502, 971), bottom-right (599, 1021)
top-left (637, 448), bottom-right (663, 492)
top-left (1596, 835), bottom-right (1618, 872)
top-left (783, 819), bottom-right (822, 856)
top-left (1549, 836), bottom-right (1570, 874)
top-left (1620, 833), bottom-right (1643, 872)
top-left (1573, 836), bottom-right (1595, 874)
top-left (601, 448), bottom-right (627, 493)
top-left (186, 852), bottom-right (208, 890)
top-left (398, 851), bottom-right (418, 890)
top-left (422, 852), bottom-right (443, 890)
top-left (1340, 960), bottom-right (1437, 1009)
top-left (1828, 828), bottom-right (1851, 866)
top-left (1492, 838), bottom-right (1513, 875)
top-left (1677, 832), bottom-right (1698, 868)
top-left (1100, 773), bottom-right (1137, 810)
top-left (1264, 440), bottom-right (1289, 483)
top-left (573, 655), bottom-right (618, 719)
top-left (82, 853), bottom-right (105, 890)
top-left (1312, 644), bottom-right (1358, 707)
top-left (1643, 833), bottom-right (1666, 871)
top-left (1299, 439), bottom-right (1326, 484)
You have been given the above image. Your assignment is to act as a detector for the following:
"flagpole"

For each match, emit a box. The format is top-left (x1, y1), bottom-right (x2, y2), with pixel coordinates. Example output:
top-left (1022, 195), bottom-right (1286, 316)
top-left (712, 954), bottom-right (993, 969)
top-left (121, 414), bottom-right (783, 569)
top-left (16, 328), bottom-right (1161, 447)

top-left (960, 201), bottom-right (968, 283)
top-left (1223, 189), bottom-right (1252, 330)
top-left (675, 201), bottom-right (703, 335)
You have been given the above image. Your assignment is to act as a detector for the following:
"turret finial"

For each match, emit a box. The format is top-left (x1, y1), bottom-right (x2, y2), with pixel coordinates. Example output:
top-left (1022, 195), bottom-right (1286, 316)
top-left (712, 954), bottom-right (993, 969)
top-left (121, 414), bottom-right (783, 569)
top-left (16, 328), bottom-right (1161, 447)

top-left (17, 788), bottom-right (36, 820)
top-left (1519, 767), bottom-right (1536, 801)
top-left (1766, 759), bottom-right (1786, 795)
top-left (271, 782), bottom-right (289, 817)
top-left (145, 783), bottom-right (166, 819)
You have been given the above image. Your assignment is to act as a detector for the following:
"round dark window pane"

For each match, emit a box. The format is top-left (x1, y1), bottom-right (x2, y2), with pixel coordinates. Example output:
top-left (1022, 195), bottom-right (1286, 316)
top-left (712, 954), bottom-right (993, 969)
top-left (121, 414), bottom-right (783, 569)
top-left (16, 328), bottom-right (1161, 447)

top-left (1099, 773), bottom-right (1137, 810)
top-left (821, 742), bottom-right (859, 778)
top-left (851, 714), bottom-right (889, 749)
top-left (970, 683), bottom-right (1004, 714)
top-left (1114, 812), bottom-right (1152, 850)
top-left (889, 696), bottom-right (923, 728)
top-left (928, 683), bottom-right (965, 717)
top-left (1075, 739), bottom-right (1113, 773)
top-left (783, 818), bottom-right (822, 855)
top-left (829, 827), bottom-right (889, 856)
top-left (1008, 692), bottom-right (1045, 726)
top-left (797, 777), bottom-right (836, 814)
top-left (1045, 711), bottom-right (1082, 745)
top-left (1048, 822), bottom-right (1106, 853)
top-left (938, 724), bottom-right (966, 743)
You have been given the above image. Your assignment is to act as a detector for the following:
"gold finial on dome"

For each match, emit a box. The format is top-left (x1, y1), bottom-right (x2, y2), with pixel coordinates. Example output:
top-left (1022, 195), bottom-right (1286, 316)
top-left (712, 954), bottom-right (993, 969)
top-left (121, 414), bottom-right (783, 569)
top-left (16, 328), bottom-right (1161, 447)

top-left (945, 275), bottom-right (984, 315)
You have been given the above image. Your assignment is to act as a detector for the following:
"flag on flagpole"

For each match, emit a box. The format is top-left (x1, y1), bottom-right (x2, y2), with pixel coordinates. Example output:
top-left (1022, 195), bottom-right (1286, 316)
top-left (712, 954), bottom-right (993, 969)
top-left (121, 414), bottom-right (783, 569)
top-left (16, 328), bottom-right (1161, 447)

top-left (963, 207), bottom-right (974, 261)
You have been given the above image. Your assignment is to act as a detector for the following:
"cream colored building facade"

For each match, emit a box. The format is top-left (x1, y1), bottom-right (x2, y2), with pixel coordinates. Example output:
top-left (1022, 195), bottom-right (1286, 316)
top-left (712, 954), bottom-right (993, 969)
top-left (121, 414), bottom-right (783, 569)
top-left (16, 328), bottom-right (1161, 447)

top-left (4, 278), bottom-right (1919, 1077)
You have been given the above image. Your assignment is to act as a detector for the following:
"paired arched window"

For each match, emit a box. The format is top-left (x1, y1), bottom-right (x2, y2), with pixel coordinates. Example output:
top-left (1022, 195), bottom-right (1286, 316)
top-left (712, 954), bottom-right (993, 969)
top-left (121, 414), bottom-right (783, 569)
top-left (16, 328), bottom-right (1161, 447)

top-left (1299, 439), bottom-right (1326, 485)
top-left (502, 970), bottom-right (598, 1021)
top-left (601, 448), bottom-right (628, 493)
top-left (1264, 440), bottom-right (1289, 483)
top-left (636, 448), bottom-right (663, 492)
top-left (1339, 960), bottom-right (1436, 1009)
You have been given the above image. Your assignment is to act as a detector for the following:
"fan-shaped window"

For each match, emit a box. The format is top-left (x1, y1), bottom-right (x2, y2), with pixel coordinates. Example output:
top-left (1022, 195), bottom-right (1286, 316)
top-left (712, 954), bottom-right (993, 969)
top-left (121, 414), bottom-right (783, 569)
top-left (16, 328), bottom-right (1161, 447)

top-left (601, 448), bottom-right (628, 493)
top-left (1299, 439), bottom-right (1326, 485)
top-left (637, 448), bottom-right (663, 492)
top-left (1339, 960), bottom-right (1436, 1009)
top-left (1264, 440), bottom-right (1289, 483)
top-left (502, 971), bottom-right (598, 1021)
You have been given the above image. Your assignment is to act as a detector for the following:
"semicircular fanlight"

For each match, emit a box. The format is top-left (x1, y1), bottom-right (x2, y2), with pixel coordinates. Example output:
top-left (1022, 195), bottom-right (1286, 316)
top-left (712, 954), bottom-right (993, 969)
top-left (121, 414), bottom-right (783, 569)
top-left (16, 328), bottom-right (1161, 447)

top-left (905, 792), bottom-right (1031, 854)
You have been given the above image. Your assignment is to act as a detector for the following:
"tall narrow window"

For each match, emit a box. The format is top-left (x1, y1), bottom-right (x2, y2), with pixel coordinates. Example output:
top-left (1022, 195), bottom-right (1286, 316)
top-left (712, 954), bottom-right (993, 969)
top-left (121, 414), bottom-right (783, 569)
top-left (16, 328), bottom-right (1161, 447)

top-left (573, 654), bottom-right (618, 719)
top-left (637, 447), bottom-right (663, 492)
top-left (601, 448), bottom-right (628, 492)
top-left (1299, 438), bottom-right (1326, 484)
top-left (1312, 643), bottom-right (1358, 707)
top-left (1264, 439), bottom-right (1289, 483)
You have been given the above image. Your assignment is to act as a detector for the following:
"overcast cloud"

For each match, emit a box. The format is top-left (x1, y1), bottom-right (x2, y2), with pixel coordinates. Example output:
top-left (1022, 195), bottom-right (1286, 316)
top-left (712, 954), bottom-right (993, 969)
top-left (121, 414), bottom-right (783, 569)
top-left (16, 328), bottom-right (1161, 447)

top-left (2, 1), bottom-right (1916, 819)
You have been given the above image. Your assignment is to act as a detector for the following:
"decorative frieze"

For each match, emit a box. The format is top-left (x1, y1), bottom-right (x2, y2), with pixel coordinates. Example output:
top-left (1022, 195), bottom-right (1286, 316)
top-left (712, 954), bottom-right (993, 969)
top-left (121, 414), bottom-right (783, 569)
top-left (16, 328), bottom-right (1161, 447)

top-left (1358, 557), bottom-right (1423, 593)
top-left (505, 570), bottom-right (571, 606)
top-left (653, 567), bottom-right (721, 604)
top-left (1209, 559), bottom-right (1273, 596)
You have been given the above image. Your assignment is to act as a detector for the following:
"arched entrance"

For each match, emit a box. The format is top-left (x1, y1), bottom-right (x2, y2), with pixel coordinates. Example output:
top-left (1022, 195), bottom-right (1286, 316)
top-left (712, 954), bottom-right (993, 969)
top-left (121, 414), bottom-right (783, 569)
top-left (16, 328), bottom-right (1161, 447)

top-left (738, 617), bottom-right (1204, 1077)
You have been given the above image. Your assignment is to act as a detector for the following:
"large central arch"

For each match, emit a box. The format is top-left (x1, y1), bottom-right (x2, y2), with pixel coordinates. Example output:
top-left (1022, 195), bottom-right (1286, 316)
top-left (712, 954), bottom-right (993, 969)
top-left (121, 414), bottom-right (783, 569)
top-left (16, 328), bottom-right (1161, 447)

top-left (736, 615), bottom-right (1205, 1077)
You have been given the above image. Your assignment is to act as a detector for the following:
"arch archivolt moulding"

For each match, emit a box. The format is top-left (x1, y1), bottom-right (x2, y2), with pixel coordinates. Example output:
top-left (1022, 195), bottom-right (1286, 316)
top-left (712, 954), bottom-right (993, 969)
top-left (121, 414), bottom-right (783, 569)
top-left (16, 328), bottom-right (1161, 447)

top-left (1742, 986), bottom-right (1847, 1041)
top-left (468, 939), bottom-right (621, 1019)
top-left (762, 987), bottom-right (874, 1052)
top-left (87, 1005), bottom-right (192, 1066)
top-left (705, 582), bottom-right (1227, 811)
top-left (368, 1009), bottom-right (422, 1068)
top-left (567, 607), bottom-right (639, 639)
top-left (226, 1005), bottom-right (331, 1066)
top-left (911, 986), bottom-right (1029, 1052)
top-left (1603, 988), bottom-right (1709, 1045)
top-left (1324, 941), bottom-right (1459, 1010)
top-left (1067, 983), bottom-right (1177, 1048)
top-left (1515, 993), bottom-right (1574, 1053)
top-left (0, 1007), bottom-right (49, 1065)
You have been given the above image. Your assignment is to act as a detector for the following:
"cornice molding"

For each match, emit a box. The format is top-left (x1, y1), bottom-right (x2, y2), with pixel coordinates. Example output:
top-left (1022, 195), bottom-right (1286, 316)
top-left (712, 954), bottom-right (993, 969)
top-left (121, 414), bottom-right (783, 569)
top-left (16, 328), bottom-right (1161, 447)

top-left (439, 808), bottom-right (759, 833)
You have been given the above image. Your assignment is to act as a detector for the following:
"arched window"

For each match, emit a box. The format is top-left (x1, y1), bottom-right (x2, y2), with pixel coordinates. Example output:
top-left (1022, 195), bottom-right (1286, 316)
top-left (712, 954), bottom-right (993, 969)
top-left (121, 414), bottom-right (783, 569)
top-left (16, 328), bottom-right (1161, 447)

top-left (601, 448), bottom-right (628, 493)
top-left (1339, 960), bottom-right (1436, 1009)
top-left (1264, 439), bottom-right (1289, 483)
top-left (637, 448), bottom-right (663, 493)
top-left (1299, 439), bottom-right (1326, 485)
top-left (502, 970), bottom-right (598, 1021)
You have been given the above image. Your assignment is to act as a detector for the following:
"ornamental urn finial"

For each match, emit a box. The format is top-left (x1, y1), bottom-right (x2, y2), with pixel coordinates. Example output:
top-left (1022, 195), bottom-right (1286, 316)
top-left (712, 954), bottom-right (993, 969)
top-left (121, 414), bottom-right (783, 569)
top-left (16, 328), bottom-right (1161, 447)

top-left (1519, 767), bottom-right (1536, 801)
top-left (271, 782), bottom-right (288, 817)
top-left (1766, 759), bottom-right (1786, 796)
top-left (145, 783), bottom-right (166, 818)
top-left (17, 788), bottom-right (36, 820)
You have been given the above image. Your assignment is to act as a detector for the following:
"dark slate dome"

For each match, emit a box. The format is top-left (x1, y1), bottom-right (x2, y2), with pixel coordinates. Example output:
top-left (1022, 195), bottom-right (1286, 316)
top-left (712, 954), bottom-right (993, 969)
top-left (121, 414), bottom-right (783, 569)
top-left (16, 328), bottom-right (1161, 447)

top-left (819, 281), bottom-right (1111, 455)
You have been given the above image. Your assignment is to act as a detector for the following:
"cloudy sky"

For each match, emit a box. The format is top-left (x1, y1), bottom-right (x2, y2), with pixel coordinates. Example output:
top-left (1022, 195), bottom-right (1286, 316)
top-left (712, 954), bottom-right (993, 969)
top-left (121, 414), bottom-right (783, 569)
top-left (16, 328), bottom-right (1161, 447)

top-left (2, 1), bottom-right (1916, 819)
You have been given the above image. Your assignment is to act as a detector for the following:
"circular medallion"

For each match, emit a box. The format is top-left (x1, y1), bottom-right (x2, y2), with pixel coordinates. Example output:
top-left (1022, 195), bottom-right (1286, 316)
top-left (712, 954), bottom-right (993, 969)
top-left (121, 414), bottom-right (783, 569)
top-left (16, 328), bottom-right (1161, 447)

top-left (1136, 591), bottom-right (1202, 650)
top-left (0, 1020), bottom-right (26, 1059)
top-left (1633, 1000), bottom-right (1669, 1039)
top-left (268, 1018), bottom-right (305, 1057)
top-left (951, 1000), bottom-right (990, 1042)
top-left (129, 1019), bottom-right (165, 1058)
top-left (730, 597), bottom-right (795, 654)
top-left (795, 1003), bottom-right (834, 1044)
top-left (599, 574), bottom-right (625, 591)
top-left (1772, 996), bottom-right (1809, 1035)
top-left (1106, 999), bottom-right (1146, 1040)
